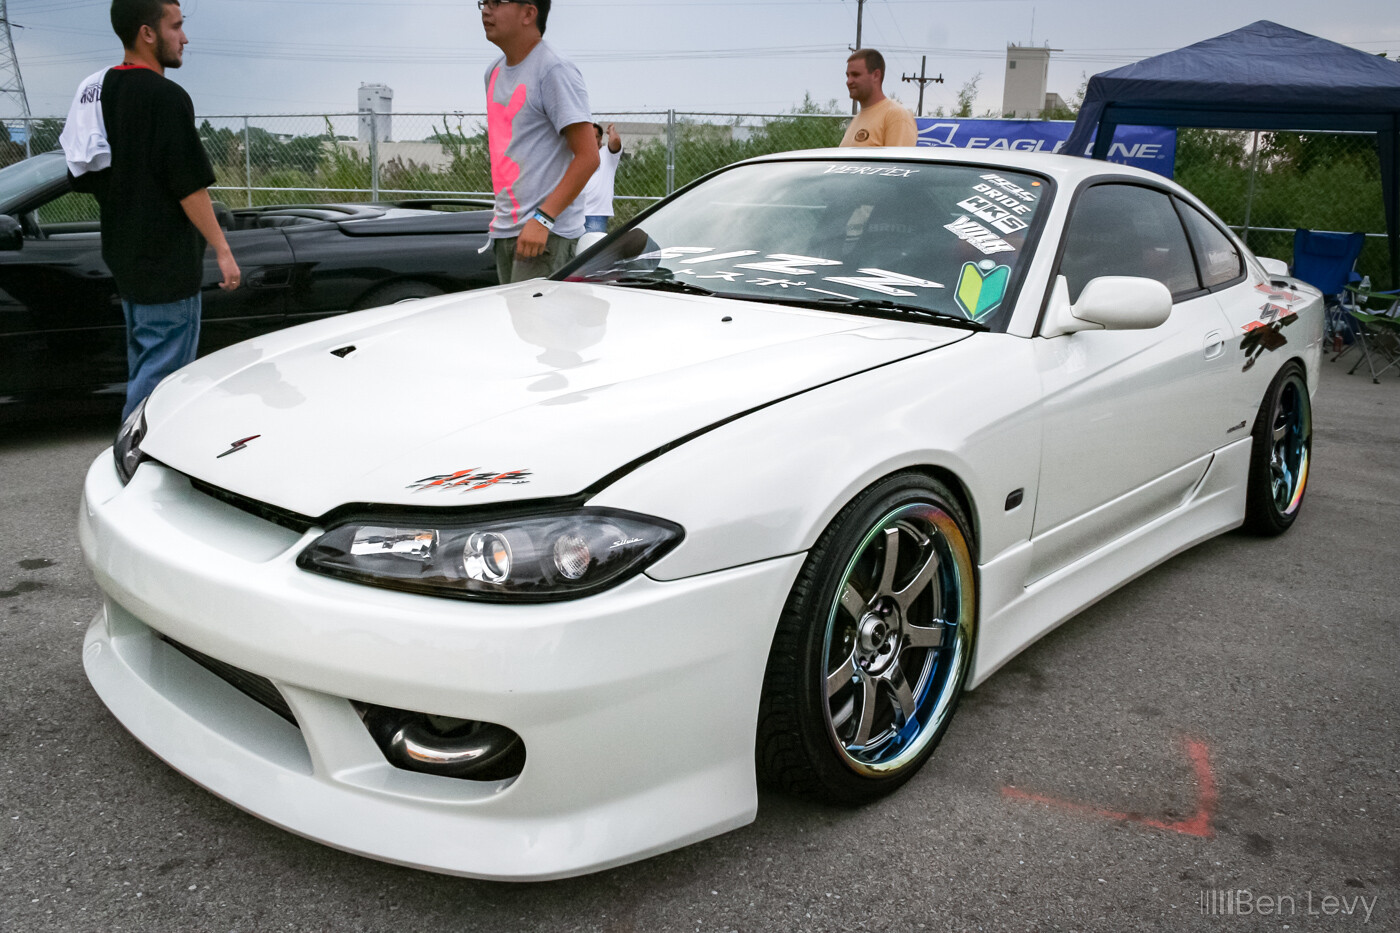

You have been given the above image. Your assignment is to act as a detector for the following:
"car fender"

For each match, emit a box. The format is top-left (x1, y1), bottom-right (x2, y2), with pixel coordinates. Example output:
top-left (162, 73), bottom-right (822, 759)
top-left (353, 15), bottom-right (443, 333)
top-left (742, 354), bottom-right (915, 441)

top-left (589, 332), bottom-right (1043, 581)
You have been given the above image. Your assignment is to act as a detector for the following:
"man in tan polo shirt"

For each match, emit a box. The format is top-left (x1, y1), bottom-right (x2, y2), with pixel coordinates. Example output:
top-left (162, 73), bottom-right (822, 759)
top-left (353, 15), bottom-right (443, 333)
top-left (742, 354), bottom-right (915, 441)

top-left (840, 48), bottom-right (918, 147)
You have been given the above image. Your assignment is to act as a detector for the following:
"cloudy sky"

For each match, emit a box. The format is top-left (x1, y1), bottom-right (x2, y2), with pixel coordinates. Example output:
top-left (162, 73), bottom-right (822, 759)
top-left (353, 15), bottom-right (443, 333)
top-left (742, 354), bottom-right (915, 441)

top-left (8, 0), bottom-right (1398, 121)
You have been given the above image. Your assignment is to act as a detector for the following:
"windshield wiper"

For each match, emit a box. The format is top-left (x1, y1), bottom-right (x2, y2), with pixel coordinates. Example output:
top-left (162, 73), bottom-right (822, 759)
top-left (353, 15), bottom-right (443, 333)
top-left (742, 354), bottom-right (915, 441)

top-left (799, 296), bottom-right (989, 331)
top-left (603, 275), bottom-right (718, 297)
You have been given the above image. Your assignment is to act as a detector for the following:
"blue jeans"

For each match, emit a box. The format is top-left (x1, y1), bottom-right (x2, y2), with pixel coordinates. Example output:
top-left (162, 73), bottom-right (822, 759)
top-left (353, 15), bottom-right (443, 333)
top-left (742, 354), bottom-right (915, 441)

top-left (584, 215), bottom-right (610, 234)
top-left (122, 293), bottom-right (202, 420)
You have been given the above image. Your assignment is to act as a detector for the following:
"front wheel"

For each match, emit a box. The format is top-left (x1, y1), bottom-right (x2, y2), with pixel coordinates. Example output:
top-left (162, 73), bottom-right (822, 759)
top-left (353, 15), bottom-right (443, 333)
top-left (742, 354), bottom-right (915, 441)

top-left (757, 473), bottom-right (976, 804)
top-left (1243, 361), bottom-right (1312, 536)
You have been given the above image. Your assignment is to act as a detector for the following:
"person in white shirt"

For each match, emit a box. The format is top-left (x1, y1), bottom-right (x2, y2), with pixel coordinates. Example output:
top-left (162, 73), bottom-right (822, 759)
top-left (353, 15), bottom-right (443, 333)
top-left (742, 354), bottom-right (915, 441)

top-left (581, 122), bottom-right (622, 233)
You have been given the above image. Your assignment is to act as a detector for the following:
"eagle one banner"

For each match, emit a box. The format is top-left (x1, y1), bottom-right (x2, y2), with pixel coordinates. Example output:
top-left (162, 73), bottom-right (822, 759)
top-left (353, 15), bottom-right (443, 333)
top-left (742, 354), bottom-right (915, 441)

top-left (915, 119), bottom-right (1177, 178)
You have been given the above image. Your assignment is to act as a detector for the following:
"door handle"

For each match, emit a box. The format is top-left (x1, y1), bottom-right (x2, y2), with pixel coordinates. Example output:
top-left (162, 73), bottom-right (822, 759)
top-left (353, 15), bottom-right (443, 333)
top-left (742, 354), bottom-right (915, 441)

top-left (246, 267), bottom-right (292, 288)
top-left (1203, 330), bottom-right (1225, 360)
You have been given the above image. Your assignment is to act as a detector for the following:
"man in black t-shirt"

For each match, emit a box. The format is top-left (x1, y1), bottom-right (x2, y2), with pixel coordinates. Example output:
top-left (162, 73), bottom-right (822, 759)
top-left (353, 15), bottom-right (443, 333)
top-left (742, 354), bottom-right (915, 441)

top-left (73, 0), bottom-right (239, 421)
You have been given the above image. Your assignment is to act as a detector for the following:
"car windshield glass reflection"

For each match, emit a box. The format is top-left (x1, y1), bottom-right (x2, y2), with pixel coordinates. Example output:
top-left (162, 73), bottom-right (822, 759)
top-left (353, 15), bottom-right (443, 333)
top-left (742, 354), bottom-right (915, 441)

top-left (0, 151), bottom-right (66, 208)
top-left (566, 160), bottom-right (1048, 330)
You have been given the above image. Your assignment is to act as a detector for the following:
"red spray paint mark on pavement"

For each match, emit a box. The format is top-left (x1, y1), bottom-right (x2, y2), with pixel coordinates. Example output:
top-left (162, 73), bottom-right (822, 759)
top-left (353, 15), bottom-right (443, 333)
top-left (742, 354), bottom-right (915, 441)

top-left (1001, 736), bottom-right (1217, 838)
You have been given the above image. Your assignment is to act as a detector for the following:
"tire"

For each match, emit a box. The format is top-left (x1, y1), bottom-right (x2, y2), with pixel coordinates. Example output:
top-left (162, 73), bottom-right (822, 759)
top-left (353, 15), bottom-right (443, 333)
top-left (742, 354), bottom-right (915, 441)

top-left (757, 473), bottom-right (977, 805)
top-left (1242, 361), bottom-right (1312, 536)
top-left (352, 280), bottom-right (443, 311)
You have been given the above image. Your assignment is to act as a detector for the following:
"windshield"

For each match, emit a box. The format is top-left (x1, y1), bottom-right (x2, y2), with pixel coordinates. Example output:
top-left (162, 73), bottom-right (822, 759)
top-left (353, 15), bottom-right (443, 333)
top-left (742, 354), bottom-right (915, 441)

top-left (0, 151), bottom-right (66, 210)
top-left (566, 159), bottom-right (1050, 331)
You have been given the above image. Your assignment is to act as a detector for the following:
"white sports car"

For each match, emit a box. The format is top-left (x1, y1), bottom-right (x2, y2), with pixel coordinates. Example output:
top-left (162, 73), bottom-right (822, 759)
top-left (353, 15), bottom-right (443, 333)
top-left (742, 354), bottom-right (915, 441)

top-left (79, 149), bottom-right (1321, 880)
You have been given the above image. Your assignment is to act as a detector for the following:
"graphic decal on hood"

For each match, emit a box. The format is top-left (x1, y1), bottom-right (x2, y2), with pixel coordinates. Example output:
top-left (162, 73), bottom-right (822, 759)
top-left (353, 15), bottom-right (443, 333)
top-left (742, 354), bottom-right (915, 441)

top-left (408, 469), bottom-right (533, 492)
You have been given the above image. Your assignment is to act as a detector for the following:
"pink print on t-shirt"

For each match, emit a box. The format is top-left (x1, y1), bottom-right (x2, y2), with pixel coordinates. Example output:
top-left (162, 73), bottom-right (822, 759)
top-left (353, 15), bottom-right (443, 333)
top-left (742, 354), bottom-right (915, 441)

top-left (487, 67), bottom-right (528, 228)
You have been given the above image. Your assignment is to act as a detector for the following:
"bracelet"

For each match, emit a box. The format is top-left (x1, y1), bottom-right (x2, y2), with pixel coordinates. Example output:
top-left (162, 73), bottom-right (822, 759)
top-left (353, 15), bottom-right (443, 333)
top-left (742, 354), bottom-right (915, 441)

top-left (532, 209), bottom-right (555, 231)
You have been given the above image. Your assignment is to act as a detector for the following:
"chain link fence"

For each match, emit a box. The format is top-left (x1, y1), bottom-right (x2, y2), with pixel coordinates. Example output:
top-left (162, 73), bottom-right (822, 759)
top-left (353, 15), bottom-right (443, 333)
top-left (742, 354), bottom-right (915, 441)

top-left (1178, 128), bottom-right (1392, 285)
top-left (3, 113), bottom-right (1391, 284)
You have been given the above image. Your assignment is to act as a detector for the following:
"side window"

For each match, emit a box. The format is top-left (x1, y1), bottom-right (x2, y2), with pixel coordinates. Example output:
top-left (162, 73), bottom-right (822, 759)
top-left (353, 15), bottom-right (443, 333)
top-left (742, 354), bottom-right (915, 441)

top-left (35, 191), bottom-right (101, 236)
top-left (1058, 184), bottom-right (1200, 302)
top-left (1176, 199), bottom-right (1243, 289)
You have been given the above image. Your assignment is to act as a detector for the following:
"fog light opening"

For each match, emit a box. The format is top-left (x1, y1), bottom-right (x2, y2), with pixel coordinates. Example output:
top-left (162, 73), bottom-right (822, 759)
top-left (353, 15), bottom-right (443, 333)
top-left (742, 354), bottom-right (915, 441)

top-left (357, 703), bottom-right (525, 782)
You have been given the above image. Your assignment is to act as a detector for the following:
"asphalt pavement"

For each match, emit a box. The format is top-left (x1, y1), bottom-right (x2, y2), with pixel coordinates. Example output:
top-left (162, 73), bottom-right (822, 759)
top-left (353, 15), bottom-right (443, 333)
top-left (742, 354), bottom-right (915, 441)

top-left (1, 361), bottom-right (1396, 933)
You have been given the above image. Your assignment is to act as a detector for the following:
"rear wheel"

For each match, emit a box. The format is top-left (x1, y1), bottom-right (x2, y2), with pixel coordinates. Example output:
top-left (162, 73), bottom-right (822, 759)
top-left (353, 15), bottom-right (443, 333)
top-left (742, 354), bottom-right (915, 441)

top-left (1243, 361), bottom-right (1311, 536)
top-left (757, 473), bottom-right (976, 804)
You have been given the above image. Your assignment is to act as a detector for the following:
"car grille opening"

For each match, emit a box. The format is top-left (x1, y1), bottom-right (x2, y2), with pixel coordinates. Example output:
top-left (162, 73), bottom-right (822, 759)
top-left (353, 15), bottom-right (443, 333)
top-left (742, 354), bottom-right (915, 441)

top-left (187, 477), bottom-right (318, 534)
top-left (160, 634), bottom-right (298, 727)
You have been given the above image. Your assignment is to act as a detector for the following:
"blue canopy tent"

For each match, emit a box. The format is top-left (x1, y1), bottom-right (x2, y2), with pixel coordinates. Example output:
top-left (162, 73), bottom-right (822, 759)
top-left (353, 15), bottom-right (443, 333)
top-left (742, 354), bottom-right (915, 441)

top-left (1065, 21), bottom-right (1400, 287)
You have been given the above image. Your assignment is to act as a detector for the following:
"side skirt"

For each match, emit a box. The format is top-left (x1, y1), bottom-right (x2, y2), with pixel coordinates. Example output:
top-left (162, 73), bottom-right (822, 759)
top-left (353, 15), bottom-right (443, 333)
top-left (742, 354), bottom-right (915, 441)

top-left (968, 438), bottom-right (1250, 688)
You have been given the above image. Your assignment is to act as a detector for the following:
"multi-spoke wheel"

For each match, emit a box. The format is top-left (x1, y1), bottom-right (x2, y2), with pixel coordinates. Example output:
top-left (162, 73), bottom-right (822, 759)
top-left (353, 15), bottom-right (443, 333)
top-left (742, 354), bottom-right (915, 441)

top-left (758, 474), bottom-right (976, 804)
top-left (1243, 362), bottom-right (1312, 536)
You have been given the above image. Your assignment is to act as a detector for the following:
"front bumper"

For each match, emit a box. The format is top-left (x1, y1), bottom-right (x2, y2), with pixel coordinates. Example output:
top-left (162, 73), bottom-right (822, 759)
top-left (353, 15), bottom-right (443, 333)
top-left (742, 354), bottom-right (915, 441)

top-left (79, 454), bottom-right (804, 880)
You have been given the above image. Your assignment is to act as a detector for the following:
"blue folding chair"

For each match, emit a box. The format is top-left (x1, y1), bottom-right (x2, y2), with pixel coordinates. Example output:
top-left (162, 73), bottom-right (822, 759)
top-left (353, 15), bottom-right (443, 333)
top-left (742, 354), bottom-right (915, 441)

top-left (1291, 229), bottom-right (1366, 351)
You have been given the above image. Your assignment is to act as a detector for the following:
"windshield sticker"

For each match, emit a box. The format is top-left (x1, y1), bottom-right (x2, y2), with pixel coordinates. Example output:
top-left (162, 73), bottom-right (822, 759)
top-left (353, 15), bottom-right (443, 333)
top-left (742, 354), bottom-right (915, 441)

top-left (682, 249), bottom-right (762, 264)
top-left (978, 173), bottom-right (1039, 203)
top-left (955, 194), bottom-right (1029, 235)
top-left (747, 277), bottom-right (808, 288)
top-left (735, 254), bottom-right (843, 275)
top-left (636, 246), bottom-right (721, 261)
top-left (408, 469), bottom-right (532, 492)
top-left (954, 261), bottom-right (1011, 320)
top-left (969, 183), bottom-right (1033, 215)
top-left (944, 215), bottom-right (1016, 255)
top-left (806, 287), bottom-right (859, 300)
top-left (823, 268), bottom-right (944, 297)
top-left (688, 270), bottom-right (743, 281)
top-left (822, 165), bottom-right (920, 178)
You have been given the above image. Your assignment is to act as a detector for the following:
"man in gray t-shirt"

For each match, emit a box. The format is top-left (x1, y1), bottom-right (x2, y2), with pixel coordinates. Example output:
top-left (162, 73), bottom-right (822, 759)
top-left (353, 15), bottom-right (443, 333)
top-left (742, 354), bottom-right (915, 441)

top-left (481, 0), bottom-right (598, 284)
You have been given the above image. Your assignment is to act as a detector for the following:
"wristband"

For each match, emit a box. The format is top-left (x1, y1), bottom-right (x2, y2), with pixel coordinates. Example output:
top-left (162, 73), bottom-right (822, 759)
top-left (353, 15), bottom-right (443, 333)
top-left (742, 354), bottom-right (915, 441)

top-left (532, 209), bottom-right (555, 232)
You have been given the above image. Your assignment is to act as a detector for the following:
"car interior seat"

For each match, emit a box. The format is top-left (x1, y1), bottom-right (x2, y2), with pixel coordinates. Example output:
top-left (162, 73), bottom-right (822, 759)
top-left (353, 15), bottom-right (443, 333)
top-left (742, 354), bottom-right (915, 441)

top-left (211, 201), bottom-right (234, 231)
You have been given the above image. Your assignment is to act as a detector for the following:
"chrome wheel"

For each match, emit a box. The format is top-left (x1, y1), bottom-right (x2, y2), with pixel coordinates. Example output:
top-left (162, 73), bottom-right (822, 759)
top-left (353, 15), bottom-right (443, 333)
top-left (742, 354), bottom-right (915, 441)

top-left (1267, 376), bottom-right (1310, 516)
top-left (1244, 363), bottom-right (1311, 536)
top-left (757, 473), bottom-right (977, 803)
top-left (822, 502), bottom-right (974, 775)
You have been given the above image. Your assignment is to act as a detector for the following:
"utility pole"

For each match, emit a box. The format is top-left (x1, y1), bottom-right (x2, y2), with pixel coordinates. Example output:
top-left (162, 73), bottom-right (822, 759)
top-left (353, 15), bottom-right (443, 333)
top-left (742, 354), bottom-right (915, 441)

top-left (849, 0), bottom-right (865, 116)
top-left (0, 0), bottom-right (31, 122)
top-left (901, 56), bottom-right (944, 117)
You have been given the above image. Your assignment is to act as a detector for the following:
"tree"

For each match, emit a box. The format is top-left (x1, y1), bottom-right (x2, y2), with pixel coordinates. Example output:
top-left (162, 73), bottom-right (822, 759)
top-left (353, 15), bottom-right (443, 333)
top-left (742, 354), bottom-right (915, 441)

top-left (27, 119), bottom-right (64, 154)
top-left (954, 74), bottom-right (981, 118)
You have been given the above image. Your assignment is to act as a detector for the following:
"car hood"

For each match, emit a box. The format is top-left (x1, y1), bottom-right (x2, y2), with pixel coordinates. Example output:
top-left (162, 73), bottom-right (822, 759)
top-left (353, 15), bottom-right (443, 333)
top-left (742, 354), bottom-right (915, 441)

top-left (143, 281), bottom-right (968, 516)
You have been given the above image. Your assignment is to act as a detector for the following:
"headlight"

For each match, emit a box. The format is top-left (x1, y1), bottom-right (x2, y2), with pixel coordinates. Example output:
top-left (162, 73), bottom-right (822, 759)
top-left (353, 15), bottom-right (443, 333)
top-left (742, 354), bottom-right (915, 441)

top-left (113, 399), bottom-right (149, 485)
top-left (297, 508), bottom-right (683, 602)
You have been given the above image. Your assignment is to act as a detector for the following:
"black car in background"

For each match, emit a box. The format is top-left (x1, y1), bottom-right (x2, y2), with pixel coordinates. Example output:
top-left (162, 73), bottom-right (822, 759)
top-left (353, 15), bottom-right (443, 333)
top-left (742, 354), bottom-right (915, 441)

top-left (0, 151), bottom-right (497, 419)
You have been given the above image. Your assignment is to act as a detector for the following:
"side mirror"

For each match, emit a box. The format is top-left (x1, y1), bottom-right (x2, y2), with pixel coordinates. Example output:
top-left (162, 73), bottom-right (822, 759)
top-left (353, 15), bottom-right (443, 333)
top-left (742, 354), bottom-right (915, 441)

top-left (1041, 275), bottom-right (1172, 337)
top-left (1257, 257), bottom-right (1290, 277)
top-left (0, 214), bottom-right (23, 251)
